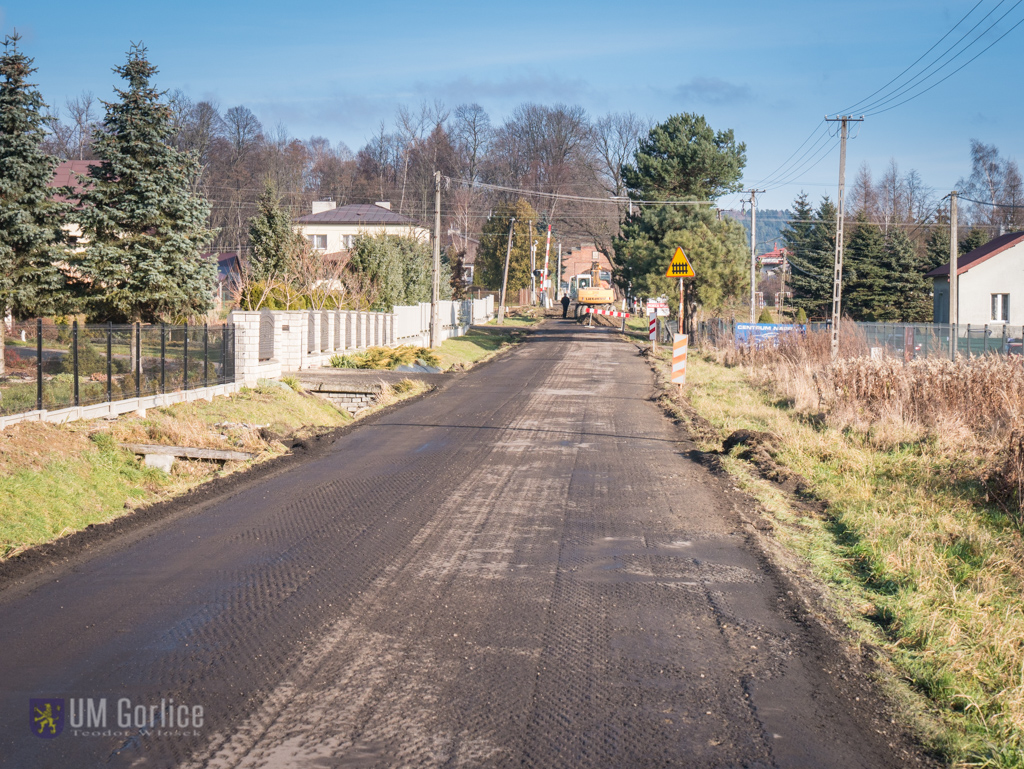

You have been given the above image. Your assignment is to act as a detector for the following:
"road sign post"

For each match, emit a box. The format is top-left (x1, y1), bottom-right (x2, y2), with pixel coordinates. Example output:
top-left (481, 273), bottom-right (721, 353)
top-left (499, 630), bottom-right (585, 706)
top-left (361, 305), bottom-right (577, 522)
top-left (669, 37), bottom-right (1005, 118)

top-left (666, 247), bottom-right (695, 338)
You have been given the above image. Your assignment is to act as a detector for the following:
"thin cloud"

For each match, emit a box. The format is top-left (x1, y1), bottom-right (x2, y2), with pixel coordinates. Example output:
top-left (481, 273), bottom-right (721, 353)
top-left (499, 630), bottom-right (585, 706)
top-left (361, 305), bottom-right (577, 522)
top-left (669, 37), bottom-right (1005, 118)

top-left (675, 77), bottom-right (752, 106)
top-left (421, 73), bottom-right (591, 103)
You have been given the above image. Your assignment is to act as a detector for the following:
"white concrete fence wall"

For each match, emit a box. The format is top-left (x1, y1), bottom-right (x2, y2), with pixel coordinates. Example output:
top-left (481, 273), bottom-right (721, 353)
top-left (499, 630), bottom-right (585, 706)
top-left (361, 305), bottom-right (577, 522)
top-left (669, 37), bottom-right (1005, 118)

top-left (229, 300), bottom-right (494, 385)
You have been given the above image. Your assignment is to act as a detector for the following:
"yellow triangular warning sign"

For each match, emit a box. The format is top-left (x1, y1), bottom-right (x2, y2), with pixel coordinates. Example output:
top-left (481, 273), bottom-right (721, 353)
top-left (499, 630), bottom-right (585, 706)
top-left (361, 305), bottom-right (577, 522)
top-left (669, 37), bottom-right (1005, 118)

top-left (665, 247), bottom-right (695, 278)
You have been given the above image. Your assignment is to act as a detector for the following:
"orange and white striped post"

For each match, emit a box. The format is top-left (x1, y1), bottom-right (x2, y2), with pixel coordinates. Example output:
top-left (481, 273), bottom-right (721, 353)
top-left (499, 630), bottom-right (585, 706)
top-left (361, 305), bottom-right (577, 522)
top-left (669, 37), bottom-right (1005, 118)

top-left (672, 333), bottom-right (688, 391)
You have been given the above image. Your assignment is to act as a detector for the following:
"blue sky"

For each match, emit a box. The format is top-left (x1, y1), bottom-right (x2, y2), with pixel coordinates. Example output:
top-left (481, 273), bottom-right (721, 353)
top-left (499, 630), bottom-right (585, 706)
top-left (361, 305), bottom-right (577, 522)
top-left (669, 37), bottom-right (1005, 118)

top-left (5, 0), bottom-right (1022, 210)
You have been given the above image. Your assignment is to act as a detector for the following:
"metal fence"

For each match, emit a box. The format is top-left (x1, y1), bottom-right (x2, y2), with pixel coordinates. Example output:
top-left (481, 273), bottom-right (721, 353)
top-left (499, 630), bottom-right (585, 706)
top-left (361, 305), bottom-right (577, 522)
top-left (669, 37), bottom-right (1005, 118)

top-left (697, 317), bottom-right (1024, 360)
top-left (1, 319), bottom-right (236, 417)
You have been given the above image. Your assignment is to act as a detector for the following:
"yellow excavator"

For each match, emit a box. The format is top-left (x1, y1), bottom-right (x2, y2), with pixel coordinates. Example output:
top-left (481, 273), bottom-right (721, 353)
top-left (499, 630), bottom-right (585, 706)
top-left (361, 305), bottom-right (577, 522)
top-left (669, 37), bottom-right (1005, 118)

top-left (574, 258), bottom-right (616, 318)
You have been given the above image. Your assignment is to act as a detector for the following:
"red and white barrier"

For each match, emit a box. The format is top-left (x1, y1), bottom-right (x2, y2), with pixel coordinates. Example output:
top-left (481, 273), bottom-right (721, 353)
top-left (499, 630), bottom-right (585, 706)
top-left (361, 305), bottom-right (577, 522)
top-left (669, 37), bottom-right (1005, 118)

top-left (648, 313), bottom-right (657, 341)
top-left (672, 334), bottom-right (688, 384)
top-left (583, 307), bottom-right (631, 318)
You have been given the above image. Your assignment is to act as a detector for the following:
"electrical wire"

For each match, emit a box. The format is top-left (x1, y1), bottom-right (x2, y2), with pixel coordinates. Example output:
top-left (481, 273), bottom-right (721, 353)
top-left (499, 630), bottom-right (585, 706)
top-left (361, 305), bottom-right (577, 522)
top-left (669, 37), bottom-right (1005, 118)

top-left (865, 12), bottom-right (1024, 116)
top-left (747, 120), bottom-right (827, 189)
top-left (859, 0), bottom-right (1024, 115)
top-left (839, 0), bottom-right (992, 114)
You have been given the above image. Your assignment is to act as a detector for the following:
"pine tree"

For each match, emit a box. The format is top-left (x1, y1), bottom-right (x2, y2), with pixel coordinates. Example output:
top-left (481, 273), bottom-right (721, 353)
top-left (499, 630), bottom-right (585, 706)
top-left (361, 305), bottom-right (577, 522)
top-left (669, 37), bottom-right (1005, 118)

top-left (614, 113), bottom-right (747, 314)
top-left (843, 214), bottom-right (887, 320)
top-left (0, 33), bottom-right (70, 341)
top-left (73, 44), bottom-right (215, 322)
top-left (248, 179), bottom-right (301, 279)
top-left (788, 196), bottom-right (836, 319)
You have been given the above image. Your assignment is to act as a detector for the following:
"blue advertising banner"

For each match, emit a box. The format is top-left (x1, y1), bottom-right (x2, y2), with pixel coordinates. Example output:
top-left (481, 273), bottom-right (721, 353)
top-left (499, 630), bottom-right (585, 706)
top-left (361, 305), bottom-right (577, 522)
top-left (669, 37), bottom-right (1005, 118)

top-left (734, 323), bottom-right (806, 347)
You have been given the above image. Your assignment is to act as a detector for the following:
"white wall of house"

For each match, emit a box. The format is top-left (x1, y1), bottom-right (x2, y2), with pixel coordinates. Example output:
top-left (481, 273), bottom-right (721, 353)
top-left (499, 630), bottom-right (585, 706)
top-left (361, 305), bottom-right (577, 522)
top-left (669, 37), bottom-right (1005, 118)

top-left (932, 241), bottom-right (1024, 325)
top-left (295, 223), bottom-right (430, 253)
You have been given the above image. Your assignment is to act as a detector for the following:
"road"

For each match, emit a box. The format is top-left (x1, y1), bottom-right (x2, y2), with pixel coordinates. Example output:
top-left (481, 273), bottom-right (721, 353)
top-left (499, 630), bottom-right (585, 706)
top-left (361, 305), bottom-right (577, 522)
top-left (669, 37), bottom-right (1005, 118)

top-left (0, 319), bottom-right (926, 768)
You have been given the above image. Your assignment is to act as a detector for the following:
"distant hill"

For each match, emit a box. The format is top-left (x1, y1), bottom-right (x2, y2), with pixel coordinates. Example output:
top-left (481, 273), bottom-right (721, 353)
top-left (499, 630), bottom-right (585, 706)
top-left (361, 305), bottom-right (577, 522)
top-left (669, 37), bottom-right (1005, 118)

top-left (721, 209), bottom-right (791, 254)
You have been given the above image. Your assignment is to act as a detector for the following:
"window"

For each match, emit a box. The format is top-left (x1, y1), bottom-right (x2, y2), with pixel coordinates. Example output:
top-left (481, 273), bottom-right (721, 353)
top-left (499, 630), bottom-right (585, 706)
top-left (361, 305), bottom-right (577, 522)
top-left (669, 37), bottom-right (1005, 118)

top-left (992, 293), bottom-right (1009, 322)
top-left (307, 234), bottom-right (327, 250)
top-left (344, 235), bottom-right (356, 250)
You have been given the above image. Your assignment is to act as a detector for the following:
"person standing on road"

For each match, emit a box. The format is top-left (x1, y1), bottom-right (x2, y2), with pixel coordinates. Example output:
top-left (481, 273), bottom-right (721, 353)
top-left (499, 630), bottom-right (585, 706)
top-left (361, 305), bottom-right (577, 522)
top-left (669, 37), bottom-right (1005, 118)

top-left (561, 294), bottom-right (571, 318)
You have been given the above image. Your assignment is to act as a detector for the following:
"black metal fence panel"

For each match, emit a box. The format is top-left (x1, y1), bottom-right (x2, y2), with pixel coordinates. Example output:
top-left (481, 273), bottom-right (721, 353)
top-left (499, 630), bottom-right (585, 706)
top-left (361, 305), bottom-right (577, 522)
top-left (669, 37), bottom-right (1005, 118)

top-left (1, 321), bottom-right (236, 417)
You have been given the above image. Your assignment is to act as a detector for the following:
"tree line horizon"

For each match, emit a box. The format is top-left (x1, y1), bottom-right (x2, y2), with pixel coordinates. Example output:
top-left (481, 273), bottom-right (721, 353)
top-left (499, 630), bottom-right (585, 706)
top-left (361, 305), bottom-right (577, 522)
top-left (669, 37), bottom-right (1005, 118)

top-left (4, 36), bottom-right (1022, 332)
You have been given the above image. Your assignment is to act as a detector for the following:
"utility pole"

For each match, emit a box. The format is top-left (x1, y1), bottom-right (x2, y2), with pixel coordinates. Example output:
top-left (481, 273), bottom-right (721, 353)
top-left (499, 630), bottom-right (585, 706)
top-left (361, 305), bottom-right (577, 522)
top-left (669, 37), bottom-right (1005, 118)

top-left (825, 115), bottom-right (863, 359)
top-left (949, 190), bottom-right (958, 360)
top-left (430, 170), bottom-right (441, 347)
top-left (556, 241), bottom-right (562, 302)
top-left (496, 217), bottom-right (515, 325)
top-left (744, 189), bottom-right (765, 323)
top-left (528, 220), bottom-right (536, 306)
top-left (542, 225), bottom-right (552, 308)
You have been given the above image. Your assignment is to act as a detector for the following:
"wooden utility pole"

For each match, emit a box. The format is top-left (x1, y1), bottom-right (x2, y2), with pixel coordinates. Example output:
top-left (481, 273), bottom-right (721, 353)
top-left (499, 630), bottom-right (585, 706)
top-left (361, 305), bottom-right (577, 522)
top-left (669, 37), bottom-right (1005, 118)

top-left (745, 189), bottom-right (764, 323)
top-left (430, 171), bottom-right (441, 347)
top-left (950, 190), bottom-right (958, 360)
top-left (496, 217), bottom-right (515, 325)
top-left (825, 115), bottom-right (863, 359)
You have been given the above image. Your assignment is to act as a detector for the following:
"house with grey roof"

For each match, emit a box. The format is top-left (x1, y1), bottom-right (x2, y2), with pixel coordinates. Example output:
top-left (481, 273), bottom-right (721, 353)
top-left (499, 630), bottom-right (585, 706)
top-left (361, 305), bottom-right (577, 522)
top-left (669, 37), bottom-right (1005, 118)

top-left (927, 231), bottom-right (1024, 325)
top-left (293, 201), bottom-right (430, 255)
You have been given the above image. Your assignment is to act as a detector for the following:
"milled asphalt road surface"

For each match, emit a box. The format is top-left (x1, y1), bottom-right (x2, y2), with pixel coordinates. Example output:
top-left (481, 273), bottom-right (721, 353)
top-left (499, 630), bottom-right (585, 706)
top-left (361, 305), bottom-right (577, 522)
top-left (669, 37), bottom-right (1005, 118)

top-left (0, 319), bottom-right (925, 768)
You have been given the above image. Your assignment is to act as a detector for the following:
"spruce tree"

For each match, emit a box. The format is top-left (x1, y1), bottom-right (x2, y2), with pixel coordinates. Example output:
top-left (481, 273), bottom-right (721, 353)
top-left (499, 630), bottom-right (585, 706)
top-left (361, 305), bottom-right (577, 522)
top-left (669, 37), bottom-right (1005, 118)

top-left (843, 214), bottom-right (887, 320)
top-left (880, 228), bottom-right (930, 321)
top-left (924, 222), bottom-right (951, 273)
top-left (788, 196), bottom-right (836, 319)
top-left (0, 33), bottom-right (69, 346)
top-left (959, 227), bottom-right (989, 258)
top-left (73, 44), bottom-right (215, 322)
top-left (248, 179), bottom-right (301, 279)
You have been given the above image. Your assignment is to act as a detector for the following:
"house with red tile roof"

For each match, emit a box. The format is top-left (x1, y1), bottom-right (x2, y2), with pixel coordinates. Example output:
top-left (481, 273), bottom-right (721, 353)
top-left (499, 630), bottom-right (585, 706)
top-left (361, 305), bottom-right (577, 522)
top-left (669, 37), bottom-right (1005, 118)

top-left (926, 231), bottom-right (1024, 324)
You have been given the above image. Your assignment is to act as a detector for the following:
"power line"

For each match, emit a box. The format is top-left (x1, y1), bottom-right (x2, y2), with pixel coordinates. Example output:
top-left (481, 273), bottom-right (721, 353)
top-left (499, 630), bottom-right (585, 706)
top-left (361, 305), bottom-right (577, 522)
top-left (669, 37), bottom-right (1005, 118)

top-left (444, 177), bottom-right (714, 207)
top-left (865, 11), bottom-right (1024, 116)
top-left (839, 0), bottom-right (991, 114)
top-left (748, 120), bottom-right (827, 188)
top-left (860, 0), bottom-right (1024, 115)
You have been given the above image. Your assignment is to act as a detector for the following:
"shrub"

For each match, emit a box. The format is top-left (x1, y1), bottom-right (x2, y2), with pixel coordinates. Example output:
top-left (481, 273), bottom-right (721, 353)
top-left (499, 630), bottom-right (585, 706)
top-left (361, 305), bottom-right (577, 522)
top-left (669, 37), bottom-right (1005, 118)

top-left (757, 307), bottom-right (774, 324)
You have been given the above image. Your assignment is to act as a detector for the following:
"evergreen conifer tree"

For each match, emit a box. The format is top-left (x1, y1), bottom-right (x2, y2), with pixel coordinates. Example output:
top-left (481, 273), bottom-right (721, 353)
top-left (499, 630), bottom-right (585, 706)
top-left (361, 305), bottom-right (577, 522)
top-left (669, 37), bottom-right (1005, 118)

top-left (248, 179), bottom-right (301, 279)
top-left (843, 214), bottom-right (887, 320)
top-left (787, 196), bottom-right (836, 319)
top-left (880, 227), bottom-right (930, 321)
top-left (475, 199), bottom-right (540, 294)
top-left (614, 113), bottom-right (747, 315)
top-left (959, 227), bottom-right (989, 257)
top-left (73, 44), bottom-right (215, 322)
top-left (0, 33), bottom-right (70, 363)
top-left (924, 222), bottom-right (951, 273)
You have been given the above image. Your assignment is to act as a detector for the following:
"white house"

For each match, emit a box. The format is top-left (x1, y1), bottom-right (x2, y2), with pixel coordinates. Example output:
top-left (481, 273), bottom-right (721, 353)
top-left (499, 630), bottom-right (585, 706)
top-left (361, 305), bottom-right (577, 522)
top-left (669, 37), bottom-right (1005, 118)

top-left (293, 201), bottom-right (430, 254)
top-left (927, 231), bottom-right (1024, 325)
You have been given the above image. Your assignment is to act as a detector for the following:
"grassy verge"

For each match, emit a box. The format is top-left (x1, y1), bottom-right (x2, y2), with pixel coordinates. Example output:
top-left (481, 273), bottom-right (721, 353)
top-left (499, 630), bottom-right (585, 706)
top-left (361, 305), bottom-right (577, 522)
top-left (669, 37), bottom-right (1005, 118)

top-left (0, 382), bottom-right (360, 560)
top-left (663, 348), bottom-right (1024, 767)
top-left (434, 324), bottom-right (532, 371)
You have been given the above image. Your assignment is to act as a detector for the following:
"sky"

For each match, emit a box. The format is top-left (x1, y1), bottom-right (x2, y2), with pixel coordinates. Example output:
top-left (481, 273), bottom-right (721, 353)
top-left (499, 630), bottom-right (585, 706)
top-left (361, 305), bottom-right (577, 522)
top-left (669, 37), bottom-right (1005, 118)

top-left (4, 0), bottom-right (1022, 212)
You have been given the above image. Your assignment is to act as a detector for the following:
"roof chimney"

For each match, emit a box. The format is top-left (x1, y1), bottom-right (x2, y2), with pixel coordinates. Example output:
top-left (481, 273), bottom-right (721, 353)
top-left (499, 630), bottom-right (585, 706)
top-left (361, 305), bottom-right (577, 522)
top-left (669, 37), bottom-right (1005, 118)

top-left (312, 200), bottom-right (336, 214)
top-left (374, 201), bottom-right (391, 210)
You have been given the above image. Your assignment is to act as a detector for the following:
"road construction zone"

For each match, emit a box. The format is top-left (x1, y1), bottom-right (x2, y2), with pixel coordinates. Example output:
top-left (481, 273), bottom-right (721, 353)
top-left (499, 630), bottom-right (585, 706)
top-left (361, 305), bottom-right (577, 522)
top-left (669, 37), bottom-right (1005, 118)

top-left (581, 307), bottom-right (631, 318)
